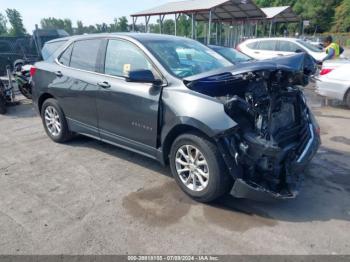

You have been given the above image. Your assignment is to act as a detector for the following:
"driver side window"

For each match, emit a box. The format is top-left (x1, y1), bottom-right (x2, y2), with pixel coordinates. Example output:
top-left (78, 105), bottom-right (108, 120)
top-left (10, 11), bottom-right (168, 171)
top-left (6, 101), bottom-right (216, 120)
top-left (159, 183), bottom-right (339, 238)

top-left (104, 39), bottom-right (153, 77)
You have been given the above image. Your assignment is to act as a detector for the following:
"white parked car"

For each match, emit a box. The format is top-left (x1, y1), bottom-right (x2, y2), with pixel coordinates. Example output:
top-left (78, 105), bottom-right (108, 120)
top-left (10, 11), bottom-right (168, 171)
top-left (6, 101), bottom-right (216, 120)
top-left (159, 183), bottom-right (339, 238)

top-left (237, 38), bottom-right (327, 62)
top-left (316, 59), bottom-right (350, 108)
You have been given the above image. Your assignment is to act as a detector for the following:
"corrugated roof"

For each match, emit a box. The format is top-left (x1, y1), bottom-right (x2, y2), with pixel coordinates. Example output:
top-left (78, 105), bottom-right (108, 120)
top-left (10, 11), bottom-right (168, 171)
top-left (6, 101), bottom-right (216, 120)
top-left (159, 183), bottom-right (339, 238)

top-left (131, 0), bottom-right (266, 21)
top-left (261, 6), bottom-right (299, 22)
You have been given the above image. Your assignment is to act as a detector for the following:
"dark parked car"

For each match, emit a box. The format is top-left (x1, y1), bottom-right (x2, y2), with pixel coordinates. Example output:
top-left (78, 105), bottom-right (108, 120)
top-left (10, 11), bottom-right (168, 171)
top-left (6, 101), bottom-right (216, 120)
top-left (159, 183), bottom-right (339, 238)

top-left (32, 34), bottom-right (320, 202)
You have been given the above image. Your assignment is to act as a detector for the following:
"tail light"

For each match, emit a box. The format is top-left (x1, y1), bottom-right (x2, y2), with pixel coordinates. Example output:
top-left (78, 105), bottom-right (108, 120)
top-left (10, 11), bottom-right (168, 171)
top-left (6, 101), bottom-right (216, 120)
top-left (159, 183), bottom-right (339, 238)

top-left (320, 68), bottom-right (333, 76)
top-left (236, 44), bottom-right (242, 52)
top-left (29, 66), bottom-right (37, 77)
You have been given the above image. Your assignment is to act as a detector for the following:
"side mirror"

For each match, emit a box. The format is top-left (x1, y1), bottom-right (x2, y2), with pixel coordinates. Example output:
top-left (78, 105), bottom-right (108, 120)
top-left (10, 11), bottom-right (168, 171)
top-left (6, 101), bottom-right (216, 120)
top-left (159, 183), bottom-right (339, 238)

top-left (126, 69), bottom-right (161, 85)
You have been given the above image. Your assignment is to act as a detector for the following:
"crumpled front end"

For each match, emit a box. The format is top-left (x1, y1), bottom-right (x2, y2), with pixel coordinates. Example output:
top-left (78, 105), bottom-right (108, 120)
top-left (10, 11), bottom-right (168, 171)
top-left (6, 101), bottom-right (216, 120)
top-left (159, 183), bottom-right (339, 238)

top-left (185, 54), bottom-right (321, 200)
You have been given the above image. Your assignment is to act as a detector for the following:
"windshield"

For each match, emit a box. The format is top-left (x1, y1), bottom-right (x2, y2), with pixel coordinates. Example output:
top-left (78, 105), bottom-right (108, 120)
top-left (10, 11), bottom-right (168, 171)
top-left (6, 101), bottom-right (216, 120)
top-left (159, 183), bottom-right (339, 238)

top-left (210, 46), bottom-right (252, 63)
top-left (297, 40), bottom-right (323, 53)
top-left (143, 38), bottom-right (232, 78)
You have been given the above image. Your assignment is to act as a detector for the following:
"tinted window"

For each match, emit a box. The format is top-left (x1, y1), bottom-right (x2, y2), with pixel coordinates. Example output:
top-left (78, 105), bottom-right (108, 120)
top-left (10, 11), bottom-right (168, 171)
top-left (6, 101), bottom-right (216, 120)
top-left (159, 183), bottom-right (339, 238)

top-left (277, 41), bottom-right (300, 52)
top-left (58, 44), bottom-right (73, 66)
top-left (105, 39), bottom-right (153, 77)
top-left (70, 39), bottom-right (101, 72)
top-left (257, 40), bottom-right (276, 51)
top-left (42, 40), bottom-right (67, 60)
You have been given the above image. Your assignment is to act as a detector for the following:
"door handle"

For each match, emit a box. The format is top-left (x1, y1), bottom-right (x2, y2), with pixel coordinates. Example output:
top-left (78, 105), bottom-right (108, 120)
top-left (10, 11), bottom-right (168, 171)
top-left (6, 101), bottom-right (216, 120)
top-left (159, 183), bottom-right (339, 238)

top-left (55, 71), bottom-right (63, 77)
top-left (97, 81), bottom-right (111, 89)
top-left (254, 51), bottom-right (260, 54)
top-left (277, 54), bottom-right (284, 56)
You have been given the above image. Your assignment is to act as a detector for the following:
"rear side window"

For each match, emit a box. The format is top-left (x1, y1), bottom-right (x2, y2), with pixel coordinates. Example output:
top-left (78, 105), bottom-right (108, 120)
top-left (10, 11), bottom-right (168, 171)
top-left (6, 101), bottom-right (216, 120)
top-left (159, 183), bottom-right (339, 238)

top-left (257, 40), bottom-right (276, 51)
top-left (58, 44), bottom-right (73, 66)
top-left (70, 39), bottom-right (102, 72)
top-left (42, 40), bottom-right (67, 60)
top-left (277, 41), bottom-right (300, 52)
top-left (246, 41), bottom-right (258, 49)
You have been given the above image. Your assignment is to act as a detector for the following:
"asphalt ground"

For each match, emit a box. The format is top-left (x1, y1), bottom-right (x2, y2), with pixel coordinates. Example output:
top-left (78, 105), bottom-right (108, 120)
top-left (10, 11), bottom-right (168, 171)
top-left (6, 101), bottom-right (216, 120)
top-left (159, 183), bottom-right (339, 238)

top-left (0, 88), bottom-right (349, 255)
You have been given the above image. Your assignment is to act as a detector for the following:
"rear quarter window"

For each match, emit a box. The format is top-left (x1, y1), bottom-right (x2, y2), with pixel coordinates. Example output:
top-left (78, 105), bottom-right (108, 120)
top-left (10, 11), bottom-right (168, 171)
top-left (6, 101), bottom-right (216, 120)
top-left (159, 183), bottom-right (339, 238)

top-left (42, 40), bottom-right (67, 60)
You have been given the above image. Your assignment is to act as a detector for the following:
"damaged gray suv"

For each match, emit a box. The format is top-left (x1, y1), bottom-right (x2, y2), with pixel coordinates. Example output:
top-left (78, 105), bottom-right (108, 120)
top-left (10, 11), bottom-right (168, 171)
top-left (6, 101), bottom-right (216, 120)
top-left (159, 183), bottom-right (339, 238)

top-left (32, 34), bottom-right (320, 202)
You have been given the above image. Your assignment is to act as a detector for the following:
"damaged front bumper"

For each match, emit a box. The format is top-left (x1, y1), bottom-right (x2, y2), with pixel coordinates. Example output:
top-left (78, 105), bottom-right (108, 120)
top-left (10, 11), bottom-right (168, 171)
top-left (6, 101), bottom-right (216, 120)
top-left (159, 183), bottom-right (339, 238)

top-left (217, 124), bottom-right (321, 201)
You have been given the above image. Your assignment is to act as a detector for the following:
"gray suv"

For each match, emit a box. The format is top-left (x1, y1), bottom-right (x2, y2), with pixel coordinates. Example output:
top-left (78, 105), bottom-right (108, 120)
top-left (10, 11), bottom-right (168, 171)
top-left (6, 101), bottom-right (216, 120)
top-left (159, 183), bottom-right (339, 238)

top-left (32, 34), bottom-right (320, 202)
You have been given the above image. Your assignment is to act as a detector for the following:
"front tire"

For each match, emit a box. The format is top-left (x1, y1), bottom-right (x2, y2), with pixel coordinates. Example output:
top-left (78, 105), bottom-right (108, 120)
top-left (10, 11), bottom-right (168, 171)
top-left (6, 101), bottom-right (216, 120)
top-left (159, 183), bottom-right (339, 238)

top-left (41, 98), bottom-right (73, 143)
top-left (170, 132), bottom-right (233, 203)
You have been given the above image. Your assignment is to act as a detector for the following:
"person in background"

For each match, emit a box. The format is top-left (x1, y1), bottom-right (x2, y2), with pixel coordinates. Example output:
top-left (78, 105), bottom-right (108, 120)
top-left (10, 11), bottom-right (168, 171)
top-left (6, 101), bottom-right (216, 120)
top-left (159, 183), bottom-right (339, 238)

top-left (323, 35), bottom-right (344, 61)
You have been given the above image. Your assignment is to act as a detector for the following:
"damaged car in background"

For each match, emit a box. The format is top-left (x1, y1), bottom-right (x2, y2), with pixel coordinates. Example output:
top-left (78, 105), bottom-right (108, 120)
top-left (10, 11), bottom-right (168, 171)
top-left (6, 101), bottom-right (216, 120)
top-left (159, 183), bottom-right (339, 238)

top-left (31, 34), bottom-right (320, 203)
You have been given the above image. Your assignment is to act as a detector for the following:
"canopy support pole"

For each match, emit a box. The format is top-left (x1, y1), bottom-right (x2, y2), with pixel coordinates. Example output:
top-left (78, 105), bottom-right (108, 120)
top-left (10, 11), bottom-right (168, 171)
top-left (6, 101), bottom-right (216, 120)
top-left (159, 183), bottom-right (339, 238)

top-left (207, 10), bottom-right (212, 45)
top-left (132, 17), bottom-right (138, 32)
top-left (269, 20), bottom-right (273, 37)
top-left (191, 13), bottom-right (195, 39)
top-left (174, 14), bottom-right (180, 36)
top-left (159, 15), bottom-right (165, 34)
top-left (145, 16), bottom-right (151, 33)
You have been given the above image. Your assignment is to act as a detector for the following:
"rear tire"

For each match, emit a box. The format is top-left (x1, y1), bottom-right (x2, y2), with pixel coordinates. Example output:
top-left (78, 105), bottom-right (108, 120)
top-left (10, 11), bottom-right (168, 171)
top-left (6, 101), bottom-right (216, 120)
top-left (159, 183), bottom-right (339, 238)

top-left (41, 98), bottom-right (73, 143)
top-left (169, 132), bottom-right (233, 203)
top-left (0, 80), bottom-right (6, 115)
top-left (345, 89), bottom-right (350, 108)
top-left (0, 94), bottom-right (6, 115)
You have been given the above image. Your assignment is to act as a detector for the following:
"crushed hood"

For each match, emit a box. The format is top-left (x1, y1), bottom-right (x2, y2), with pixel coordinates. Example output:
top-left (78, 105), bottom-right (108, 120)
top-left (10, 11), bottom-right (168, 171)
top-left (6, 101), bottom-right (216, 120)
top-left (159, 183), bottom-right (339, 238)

top-left (184, 53), bottom-right (316, 86)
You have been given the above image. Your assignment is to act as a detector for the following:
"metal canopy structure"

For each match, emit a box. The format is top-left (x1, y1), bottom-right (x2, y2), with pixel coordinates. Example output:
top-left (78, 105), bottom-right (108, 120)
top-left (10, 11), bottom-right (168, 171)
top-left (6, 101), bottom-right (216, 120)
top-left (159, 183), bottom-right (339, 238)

top-left (261, 6), bottom-right (299, 23)
top-left (260, 6), bottom-right (300, 37)
top-left (131, 0), bottom-right (266, 22)
top-left (131, 0), bottom-right (266, 45)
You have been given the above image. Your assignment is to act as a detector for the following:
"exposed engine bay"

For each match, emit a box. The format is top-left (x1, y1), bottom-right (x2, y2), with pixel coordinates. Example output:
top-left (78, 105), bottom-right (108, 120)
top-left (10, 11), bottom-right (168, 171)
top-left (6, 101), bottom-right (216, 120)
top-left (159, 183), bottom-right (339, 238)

top-left (184, 55), bottom-right (320, 199)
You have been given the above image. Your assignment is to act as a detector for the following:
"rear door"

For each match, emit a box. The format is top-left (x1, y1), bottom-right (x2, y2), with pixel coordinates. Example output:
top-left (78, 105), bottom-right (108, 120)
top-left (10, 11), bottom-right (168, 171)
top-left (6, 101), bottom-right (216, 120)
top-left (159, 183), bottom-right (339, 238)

top-left (52, 38), bottom-right (103, 137)
top-left (95, 38), bottom-right (162, 156)
top-left (254, 40), bottom-right (278, 60)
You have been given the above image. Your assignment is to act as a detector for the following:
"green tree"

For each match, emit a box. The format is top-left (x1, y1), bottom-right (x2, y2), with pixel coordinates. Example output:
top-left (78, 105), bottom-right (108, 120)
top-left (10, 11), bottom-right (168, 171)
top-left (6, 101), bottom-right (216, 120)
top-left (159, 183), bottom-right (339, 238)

top-left (0, 13), bottom-right (7, 36)
top-left (6, 9), bottom-right (26, 36)
top-left (76, 20), bottom-right (84, 35)
top-left (332, 0), bottom-right (350, 32)
top-left (41, 17), bottom-right (73, 34)
top-left (63, 19), bottom-right (73, 35)
top-left (108, 18), bottom-right (119, 32)
top-left (177, 15), bottom-right (191, 37)
top-left (117, 16), bottom-right (129, 32)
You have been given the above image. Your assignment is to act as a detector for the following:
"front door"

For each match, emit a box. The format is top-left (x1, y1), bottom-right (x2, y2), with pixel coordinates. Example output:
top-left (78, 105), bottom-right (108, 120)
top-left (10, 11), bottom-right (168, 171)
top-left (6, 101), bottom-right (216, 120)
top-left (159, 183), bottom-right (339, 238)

top-left (96, 39), bottom-right (162, 157)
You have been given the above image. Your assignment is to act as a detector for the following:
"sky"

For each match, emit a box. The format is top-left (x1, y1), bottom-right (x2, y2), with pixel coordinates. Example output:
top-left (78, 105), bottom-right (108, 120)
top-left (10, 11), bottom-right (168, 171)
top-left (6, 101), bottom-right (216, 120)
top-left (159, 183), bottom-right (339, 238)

top-left (0, 0), bottom-right (174, 32)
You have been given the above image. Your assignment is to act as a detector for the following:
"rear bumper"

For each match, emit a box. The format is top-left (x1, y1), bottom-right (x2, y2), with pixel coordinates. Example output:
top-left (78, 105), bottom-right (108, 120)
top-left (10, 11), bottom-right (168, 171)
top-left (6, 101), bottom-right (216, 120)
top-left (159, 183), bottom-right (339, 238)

top-left (315, 77), bottom-right (348, 101)
top-left (230, 125), bottom-right (321, 201)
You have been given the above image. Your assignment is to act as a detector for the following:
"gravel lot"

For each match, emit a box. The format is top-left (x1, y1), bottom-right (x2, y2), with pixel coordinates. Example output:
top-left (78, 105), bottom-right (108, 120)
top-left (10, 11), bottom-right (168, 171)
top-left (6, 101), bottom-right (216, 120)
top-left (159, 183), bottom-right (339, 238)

top-left (0, 90), bottom-right (349, 255)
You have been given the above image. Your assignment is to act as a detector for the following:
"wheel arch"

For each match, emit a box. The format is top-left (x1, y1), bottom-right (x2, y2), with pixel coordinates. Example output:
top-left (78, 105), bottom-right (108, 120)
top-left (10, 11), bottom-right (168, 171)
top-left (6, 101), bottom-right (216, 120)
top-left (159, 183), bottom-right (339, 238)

top-left (160, 123), bottom-right (215, 165)
top-left (38, 93), bottom-right (55, 113)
